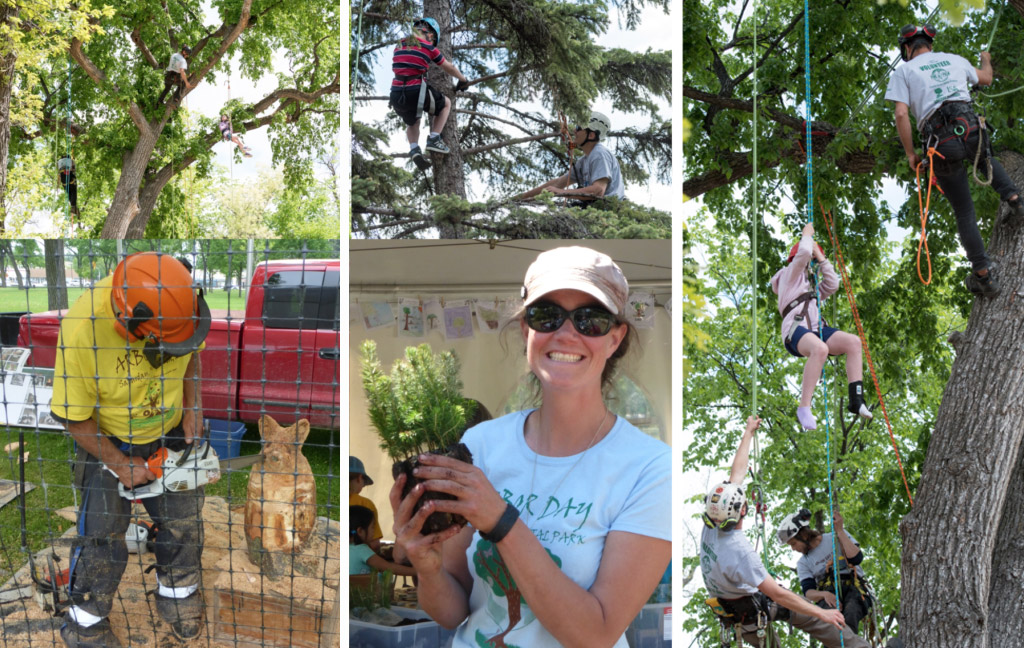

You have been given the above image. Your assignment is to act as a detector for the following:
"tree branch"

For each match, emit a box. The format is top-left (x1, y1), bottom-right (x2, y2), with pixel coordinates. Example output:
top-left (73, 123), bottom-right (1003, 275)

top-left (461, 132), bottom-right (560, 156)
top-left (69, 39), bottom-right (150, 134)
top-left (131, 27), bottom-right (160, 68)
top-left (453, 109), bottom-right (532, 133)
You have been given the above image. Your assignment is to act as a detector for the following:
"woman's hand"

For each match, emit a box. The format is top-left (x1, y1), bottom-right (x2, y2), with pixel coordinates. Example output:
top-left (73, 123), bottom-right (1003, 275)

top-left (744, 416), bottom-right (761, 437)
top-left (389, 473), bottom-right (464, 576)
top-left (412, 453), bottom-right (508, 535)
top-left (802, 222), bottom-right (814, 238)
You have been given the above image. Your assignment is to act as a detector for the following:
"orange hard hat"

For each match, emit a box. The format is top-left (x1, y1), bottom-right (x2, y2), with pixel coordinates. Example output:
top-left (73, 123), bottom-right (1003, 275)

top-left (110, 252), bottom-right (210, 365)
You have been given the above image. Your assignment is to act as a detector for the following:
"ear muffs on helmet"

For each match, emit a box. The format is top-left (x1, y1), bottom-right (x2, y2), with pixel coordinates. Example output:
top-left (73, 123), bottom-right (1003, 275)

top-left (703, 482), bottom-right (747, 532)
top-left (898, 24), bottom-right (936, 61)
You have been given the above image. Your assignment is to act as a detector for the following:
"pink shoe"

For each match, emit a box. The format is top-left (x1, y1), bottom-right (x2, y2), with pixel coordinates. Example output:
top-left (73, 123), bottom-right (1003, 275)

top-left (797, 407), bottom-right (817, 430)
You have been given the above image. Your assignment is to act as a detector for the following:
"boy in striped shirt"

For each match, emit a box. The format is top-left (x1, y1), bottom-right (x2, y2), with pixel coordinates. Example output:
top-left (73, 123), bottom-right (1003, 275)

top-left (389, 17), bottom-right (470, 170)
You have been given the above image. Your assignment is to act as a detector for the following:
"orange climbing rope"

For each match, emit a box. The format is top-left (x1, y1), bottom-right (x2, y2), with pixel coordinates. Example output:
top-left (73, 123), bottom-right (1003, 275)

top-left (913, 146), bottom-right (945, 286)
top-left (557, 110), bottom-right (576, 206)
top-left (819, 202), bottom-right (915, 506)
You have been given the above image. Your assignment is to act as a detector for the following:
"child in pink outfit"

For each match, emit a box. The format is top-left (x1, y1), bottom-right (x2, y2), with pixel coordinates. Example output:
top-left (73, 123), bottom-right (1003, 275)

top-left (770, 223), bottom-right (873, 430)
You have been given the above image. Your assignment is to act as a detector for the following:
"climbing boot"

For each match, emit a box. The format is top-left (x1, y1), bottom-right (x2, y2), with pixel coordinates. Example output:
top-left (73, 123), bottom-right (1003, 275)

top-left (797, 406), bottom-right (817, 430)
top-left (1008, 196), bottom-right (1024, 221)
top-left (965, 264), bottom-right (999, 297)
top-left (61, 618), bottom-right (122, 648)
top-left (847, 381), bottom-right (873, 421)
top-left (410, 145), bottom-right (431, 171)
top-left (156, 591), bottom-right (204, 640)
top-left (425, 134), bottom-right (450, 154)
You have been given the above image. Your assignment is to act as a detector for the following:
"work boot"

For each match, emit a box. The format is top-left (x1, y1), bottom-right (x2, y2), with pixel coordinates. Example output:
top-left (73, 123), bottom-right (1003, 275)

top-left (847, 381), bottom-right (873, 421)
top-left (410, 145), bottom-right (431, 171)
top-left (156, 591), bottom-right (204, 640)
top-left (61, 618), bottom-right (122, 648)
top-left (797, 406), bottom-right (817, 430)
top-left (425, 134), bottom-right (450, 154)
top-left (965, 264), bottom-right (999, 297)
top-left (1008, 196), bottom-right (1024, 221)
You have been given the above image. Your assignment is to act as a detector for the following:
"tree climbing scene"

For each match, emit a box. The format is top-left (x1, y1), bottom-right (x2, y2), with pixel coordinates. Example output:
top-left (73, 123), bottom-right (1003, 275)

top-left (0, 0), bottom-right (340, 239)
top-left (683, 0), bottom-right (1024, 646)
top-left (350, 0), bottom-right (673, 239)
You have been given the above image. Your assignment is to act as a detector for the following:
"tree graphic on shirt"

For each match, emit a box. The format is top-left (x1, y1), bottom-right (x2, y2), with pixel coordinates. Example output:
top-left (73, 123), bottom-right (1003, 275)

top-left (472, 537), bottom-right (562, 648)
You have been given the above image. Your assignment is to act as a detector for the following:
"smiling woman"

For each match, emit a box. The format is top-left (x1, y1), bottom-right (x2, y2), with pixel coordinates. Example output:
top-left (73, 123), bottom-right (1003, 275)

top-left (388, 245), bottom-right (671, 647)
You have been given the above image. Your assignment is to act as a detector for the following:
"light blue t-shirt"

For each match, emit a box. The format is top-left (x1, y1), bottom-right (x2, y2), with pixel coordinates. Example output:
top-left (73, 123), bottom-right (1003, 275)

top-left (795, 531), bottom-right (865, 585)
top-left (570, 143), bottom-right (625, 199)
top-left (885, 51), bottom-right (978, 128)
top-left (451, 410), bottom-right (671, 647)
top-left (349, 543), bottom-right (376, 575)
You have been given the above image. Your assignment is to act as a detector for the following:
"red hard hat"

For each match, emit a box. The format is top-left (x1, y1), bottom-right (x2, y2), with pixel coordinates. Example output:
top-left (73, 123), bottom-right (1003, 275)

top-left (787, 241), bottom-right (825, 264)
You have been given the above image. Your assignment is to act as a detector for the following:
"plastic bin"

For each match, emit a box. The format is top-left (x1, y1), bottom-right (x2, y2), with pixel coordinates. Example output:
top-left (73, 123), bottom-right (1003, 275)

top-left (350, 607), bottom-right (447, 648)
top-left (626, 602), bottom-right (672, 648)
top-left (0, 312), bottom-right (29, 346)
top-left (206, 419), bottom-right (247, 460)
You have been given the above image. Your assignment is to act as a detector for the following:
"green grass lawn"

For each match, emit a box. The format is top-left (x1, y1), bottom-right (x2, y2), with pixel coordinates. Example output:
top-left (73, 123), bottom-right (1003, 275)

top-left (0, 422), bottom-right (339, 583)
top-left (0, 287), bottom-right (247, 314)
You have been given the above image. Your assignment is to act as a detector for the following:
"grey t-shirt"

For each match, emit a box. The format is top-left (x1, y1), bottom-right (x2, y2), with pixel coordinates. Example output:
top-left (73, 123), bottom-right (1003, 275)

top-left (569, 142), bottom-right (625, 199)
top-left (166, 52), bottom-right (188, 74)
top-left (795, 531), bottom-right (866, 586)
top-left (700, 525), bottom-right (768, 599)
top-left (884, 51), bottom-right (978, 128)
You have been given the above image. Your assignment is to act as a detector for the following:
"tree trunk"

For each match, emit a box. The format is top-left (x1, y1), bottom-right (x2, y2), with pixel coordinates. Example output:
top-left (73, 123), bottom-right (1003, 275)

top-left (0, 244), bottom-right (7, 288)
top-left (44, 241), bottom-right (68, 311)
top-left (424, 0), bottom-right (466, 238)
top-left (100, 131), bottom-right (159, 238)
top-left (3, 242), bottom-right (23, 289)
top-left (0, 4), bottom-right (17, 233)
top-left (127, 158), bottom-right (181, 237)
top-left (900, 151), bottom-right (1024, 648)
top-left (988, 441), bottom-right (1024, 643)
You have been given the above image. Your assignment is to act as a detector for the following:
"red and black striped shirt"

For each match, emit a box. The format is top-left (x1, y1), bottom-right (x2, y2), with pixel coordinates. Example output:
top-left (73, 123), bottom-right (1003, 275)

top-left (391, 38), bottom-right (445, 88)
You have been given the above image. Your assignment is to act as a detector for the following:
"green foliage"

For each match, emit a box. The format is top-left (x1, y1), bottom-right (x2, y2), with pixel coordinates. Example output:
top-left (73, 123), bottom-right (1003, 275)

top-left (360, 341), bottom-right (476, 461)
top-left (350, 569), bottom-right (396, 611)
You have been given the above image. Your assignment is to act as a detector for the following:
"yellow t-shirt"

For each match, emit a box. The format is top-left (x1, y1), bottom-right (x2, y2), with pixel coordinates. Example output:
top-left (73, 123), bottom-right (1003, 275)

top-left (350, 493), bottom-right (384, 541)
top-left (50, 275), bottom-right (198, 445)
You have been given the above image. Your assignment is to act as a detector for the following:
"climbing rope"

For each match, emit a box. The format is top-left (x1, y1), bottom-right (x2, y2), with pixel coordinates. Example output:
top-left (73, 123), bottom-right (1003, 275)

top-left (819, 203), bottom-right (915, 506)
top-left (557, 110), bottom-right (577, 207)
top-left (912, 145), bottom-right (942, 286)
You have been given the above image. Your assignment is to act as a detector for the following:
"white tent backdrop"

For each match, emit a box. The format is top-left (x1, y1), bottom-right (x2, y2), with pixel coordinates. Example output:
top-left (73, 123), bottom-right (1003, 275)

top-left (349, 239), bottom-right (672, 542)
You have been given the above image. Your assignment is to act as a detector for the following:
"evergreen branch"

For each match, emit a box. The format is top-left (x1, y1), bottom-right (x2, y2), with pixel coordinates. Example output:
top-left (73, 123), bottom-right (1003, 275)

top-left (453, 109), bottom-right (533, 134)
top-left (461, 132), bottom-right (560, 155)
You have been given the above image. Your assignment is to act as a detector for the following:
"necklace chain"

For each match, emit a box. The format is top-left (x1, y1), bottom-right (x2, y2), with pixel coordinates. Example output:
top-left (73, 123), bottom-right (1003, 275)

top-left (524, 408), bottom-right (610, 526)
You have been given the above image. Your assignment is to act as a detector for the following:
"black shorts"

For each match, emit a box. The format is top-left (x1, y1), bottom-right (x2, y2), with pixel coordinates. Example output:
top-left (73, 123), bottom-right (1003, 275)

top-left (389, 83), bottom-right (445, 125)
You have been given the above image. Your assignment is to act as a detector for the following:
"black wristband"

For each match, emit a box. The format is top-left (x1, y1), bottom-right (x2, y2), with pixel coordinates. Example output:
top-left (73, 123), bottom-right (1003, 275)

top-left (480, 503), bottom-right (519, 543)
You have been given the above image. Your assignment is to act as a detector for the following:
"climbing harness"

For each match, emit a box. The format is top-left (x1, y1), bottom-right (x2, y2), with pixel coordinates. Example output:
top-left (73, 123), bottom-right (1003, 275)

top-left (706, 594), bottom-right (779, 648)
top-left (819, 203), bottom-right (915, 506)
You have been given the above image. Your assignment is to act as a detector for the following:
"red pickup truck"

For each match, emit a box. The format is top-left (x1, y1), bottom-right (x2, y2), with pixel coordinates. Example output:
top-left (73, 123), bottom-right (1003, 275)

top-left (17, 259), bottom-right (340, 429)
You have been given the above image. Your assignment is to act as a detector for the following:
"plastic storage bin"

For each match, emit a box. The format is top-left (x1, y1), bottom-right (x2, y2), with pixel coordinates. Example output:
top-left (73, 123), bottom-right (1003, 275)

top-left (626, 602), bottom-right (672, 648)
top-left (206, 419), bottom-right (247, 460)
top-left (350, 607), bottom-right (447, 648)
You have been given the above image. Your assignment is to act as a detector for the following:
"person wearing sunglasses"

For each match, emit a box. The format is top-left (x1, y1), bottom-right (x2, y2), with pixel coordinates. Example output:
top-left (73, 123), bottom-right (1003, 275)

top-left (514, 111), bottom-right (625, 204)
top-left (389, 246), bottom-right (669, 646)
top-left (885, 23), bottom-right (1024, 297)
top-left (771, 223), bottom-right (872, 431)
top-left (700, 417), bottom-right (868, 648)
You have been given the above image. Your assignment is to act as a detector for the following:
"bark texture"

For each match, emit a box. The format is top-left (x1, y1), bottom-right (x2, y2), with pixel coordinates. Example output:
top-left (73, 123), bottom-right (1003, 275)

top-left (43, 240), bottom-right (68, 310)
top-left (988, 435), bottom-right (1024, 640)
top-left (900, 151), bottom-right (1024, 648)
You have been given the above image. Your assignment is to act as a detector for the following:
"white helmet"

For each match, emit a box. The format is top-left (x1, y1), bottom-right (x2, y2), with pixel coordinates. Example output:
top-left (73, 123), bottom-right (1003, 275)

top-left (703, 482), bottom-right (746, 531)
top-left (586, 111), bottom-right (611, 140)
top-left (776, 509), bottom-right (812, 546)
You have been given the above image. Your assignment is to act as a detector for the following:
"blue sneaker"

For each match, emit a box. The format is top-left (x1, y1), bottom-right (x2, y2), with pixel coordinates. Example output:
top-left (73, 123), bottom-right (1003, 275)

top-left (425, 134), bottom-right (450, 154)
top-left (410, 145), bottom-right (431, 171)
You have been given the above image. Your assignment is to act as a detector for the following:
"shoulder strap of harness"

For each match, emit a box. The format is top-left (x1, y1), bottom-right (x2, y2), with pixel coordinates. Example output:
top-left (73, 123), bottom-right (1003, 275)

top-left (781, 291), bottom-right (816, 320)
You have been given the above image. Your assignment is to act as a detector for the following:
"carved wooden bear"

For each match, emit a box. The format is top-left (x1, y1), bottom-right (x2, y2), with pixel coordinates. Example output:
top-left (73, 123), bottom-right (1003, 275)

top-left (244, 415), bottom-right (317, 576)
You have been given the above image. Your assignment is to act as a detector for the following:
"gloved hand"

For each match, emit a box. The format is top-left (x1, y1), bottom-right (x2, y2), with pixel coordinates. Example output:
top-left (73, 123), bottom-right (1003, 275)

top-left (455, 79), bottom-right (470, 92)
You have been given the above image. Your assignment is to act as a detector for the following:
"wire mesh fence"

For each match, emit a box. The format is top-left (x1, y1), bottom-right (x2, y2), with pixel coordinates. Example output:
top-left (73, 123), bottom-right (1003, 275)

top-left (0, 239), bottom-right (341, 648)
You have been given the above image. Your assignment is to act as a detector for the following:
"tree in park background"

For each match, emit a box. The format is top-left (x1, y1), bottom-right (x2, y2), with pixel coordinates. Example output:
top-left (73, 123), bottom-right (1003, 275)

top-left (2, 0), bottom-right (339, 238)
top-left (684, 0), bottom-right (1024, 644)
top-left (350, 0), bottom-right (672, 239)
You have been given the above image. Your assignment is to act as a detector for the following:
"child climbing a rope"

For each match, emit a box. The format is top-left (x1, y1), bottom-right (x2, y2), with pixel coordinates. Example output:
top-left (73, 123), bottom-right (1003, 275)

top-left (219, 115), bottom-right (253, 158)
top-left (777, 509), bottom-right (874, 636)
top-left (885, 24), bottom-right (1024, 297)
top-left (158, 45), bottom-right (193, 105)
top-left (699, 417), bottom-right (869, 648)
top-left (771, 223), bottom-right (873, 431)
top-left (514, 111), bottom-right (626, 203)
top-left (57, 155), bottom-right (79, 218)
top-left (389, 17), bottom-right (470, 171)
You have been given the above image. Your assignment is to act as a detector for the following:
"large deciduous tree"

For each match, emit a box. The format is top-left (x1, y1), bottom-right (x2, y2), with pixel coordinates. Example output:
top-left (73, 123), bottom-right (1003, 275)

top-left (351, 0), bottom-right (671, 238)
top-left (7, 0), bottom-right (338, 237)
top-left (684, 0), bottom-right (1024, 645)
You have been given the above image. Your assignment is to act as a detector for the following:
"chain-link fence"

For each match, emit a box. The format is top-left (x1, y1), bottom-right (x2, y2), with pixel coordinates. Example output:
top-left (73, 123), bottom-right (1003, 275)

top-left (0, 239), bottom-right (341, 648)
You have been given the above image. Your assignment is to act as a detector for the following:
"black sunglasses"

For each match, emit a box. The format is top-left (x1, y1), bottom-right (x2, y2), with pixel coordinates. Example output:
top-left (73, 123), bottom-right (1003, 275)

top-left (525, 302), bottom-right (618, 337)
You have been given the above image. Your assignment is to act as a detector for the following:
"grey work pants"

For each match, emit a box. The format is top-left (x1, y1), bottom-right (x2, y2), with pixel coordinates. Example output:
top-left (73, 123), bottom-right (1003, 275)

top-left (735, 600), bottom-right (870, 648)
top-left (68, 425), bottom-right (205, 618)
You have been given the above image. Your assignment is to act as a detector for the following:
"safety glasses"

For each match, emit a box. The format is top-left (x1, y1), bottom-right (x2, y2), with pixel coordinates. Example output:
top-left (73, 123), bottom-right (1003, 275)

top-left (900, 24), bottom-right (935, 40)
top-left (524, 302), bottom-right (618, 337)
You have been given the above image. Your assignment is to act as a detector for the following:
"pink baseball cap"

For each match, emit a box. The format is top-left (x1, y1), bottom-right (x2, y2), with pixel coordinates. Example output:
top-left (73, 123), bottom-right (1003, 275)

top-left (520, 247), bottom-right (629, 315)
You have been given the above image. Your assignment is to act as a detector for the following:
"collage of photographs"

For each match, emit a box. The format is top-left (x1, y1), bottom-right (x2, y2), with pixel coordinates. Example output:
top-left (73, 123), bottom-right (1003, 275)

top-left (0, 0), bottom-right (1021, 646)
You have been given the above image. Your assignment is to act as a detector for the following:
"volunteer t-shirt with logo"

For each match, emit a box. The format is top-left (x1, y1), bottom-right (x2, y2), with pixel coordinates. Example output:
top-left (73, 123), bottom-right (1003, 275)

top-left (884, 51), bottom-right (978, 128)
top-left (795, 531), bottom-right (866, 586)
top-left (454, 410), bottom-right (671, 647)
top-left (166, 52), bottom-right (188, 74)
top-left (50, 275), bottom-right (198, 445)
top-left (700, 525), bottom-right (768, 599)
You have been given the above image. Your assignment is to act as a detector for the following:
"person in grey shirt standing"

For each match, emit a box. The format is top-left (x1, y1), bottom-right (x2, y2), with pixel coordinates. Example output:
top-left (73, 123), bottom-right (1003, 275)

top-left (516, 110), bottom-right (625, 204)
